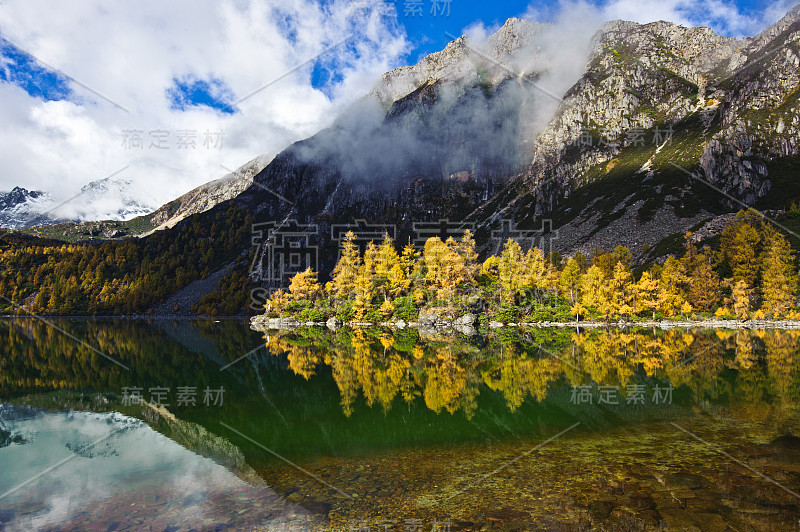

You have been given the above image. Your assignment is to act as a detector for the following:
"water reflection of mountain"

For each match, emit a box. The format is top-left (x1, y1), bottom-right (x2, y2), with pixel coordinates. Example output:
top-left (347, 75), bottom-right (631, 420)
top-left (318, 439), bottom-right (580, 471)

top-left (2, 319), bottom-right (799, 458)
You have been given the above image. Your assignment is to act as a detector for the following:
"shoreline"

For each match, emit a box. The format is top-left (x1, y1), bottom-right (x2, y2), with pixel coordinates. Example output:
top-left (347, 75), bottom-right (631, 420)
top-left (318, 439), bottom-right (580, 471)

top-left (3, 313), bottom-right (799, 331)
top-left (0, 314), bottom-right (250, 320)
top-left (250, 314), bottom-right (800, 332)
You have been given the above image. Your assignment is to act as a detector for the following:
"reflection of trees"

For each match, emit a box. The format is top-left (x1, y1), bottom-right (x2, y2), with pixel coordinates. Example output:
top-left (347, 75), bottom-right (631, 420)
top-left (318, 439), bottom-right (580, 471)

top-left (482, 344), bottom-right (561, 412)
top-left (265, 327), bottom-right (800, 418)
top-left (268, 336), bottom-right (322, 380)
top-left (0, 318), bottom-right (255, 398)
top-left (763, 330), bottom-right (800, 403)
top-left (423, 348), bottom-right (475, 416)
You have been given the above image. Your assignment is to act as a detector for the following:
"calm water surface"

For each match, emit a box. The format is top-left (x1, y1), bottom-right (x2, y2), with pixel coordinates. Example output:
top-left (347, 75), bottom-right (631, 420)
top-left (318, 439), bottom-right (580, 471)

top-left (0, 318), bottom-right (799, 530)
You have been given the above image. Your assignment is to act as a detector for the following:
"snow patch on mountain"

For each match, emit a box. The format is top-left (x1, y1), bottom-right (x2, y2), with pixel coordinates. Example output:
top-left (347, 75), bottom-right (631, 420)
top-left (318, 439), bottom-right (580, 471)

top-left (0, 178), bottom-right (158, 229)
top-left (0, 187), bottom-right (53, 229)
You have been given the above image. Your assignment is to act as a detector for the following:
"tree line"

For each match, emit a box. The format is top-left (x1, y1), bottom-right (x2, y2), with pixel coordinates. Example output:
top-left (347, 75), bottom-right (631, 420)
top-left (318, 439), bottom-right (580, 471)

top-left (267, 210), bottom-right (800, 323)
top-left (0, 204), bottom-right (254, 315)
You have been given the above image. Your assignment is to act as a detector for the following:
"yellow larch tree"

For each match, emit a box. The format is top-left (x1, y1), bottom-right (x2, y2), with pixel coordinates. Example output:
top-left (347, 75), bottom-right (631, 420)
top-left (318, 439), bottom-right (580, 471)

top-left (658, 256), bottom-right (688, 316)
top-left (579, 265), bottom-right (607, 315)
top-left (498, 239), bottom-right (525, 305)
top-left (731, 279), bottom-right (752, 319)
top-left (352, 242), bottom-right (378, 321)
top-left (558, 257), bottom-right (582, 304)
top-left (760, 227), bottom-right (797, 317)
top-left (608, 261), bottom-right (635, 319)
top-left (634, 270), bottom-right (660, 319)
top-left (331, 230), bottom-right (361, 302)
top-left (287, 267), bottom-right (321, 301)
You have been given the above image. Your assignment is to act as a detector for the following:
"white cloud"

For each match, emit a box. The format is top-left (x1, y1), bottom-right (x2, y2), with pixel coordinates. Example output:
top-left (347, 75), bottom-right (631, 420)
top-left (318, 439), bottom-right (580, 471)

top-left (523, 0), bottom-right (798, 37)
top-left (0, 0), bottom-right (408, 219)
top-left (521, 0), bottom-right (797, 37)
top-left (462, 21), bottom-right (502, 45)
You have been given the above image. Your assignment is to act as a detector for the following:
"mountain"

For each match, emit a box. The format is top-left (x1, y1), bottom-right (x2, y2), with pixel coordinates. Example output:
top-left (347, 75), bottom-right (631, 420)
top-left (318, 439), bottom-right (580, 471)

top-left (143, 155), bottom-right (270, 235)
top-left (72, 177), bottom-right (155, 221)
top-left (0, 178), bottom-right (153, 230)
top-left (0, 187), bottom-right (52, 229)
top-left (11, 155), bottom-right (269, 240)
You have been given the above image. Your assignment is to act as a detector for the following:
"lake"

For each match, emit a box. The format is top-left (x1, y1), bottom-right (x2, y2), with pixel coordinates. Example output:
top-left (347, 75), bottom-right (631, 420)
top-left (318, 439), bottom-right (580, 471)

top-left (1, 318), bottom-right (799, 530)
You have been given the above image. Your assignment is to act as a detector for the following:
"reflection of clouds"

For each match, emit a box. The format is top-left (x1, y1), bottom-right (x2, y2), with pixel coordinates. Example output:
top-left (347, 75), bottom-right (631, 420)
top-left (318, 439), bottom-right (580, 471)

top-left (0, 407), bottom-right (314, 531)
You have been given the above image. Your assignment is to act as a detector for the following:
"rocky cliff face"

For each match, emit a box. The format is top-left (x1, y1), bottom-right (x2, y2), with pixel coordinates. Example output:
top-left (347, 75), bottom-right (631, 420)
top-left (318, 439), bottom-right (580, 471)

top-left (475, 6), bottom-right (800, 259)
top-left (145, 154), bottom-right (270, 233)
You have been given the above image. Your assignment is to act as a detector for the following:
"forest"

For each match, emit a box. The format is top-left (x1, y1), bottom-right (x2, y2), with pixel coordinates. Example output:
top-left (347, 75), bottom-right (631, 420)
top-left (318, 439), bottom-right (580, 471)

top-left (1, 205), bottom-right (798, 320)
top-left (0, 204), bottom-right (254, 315)
top-left (266, 209), bottom-right (800, 324)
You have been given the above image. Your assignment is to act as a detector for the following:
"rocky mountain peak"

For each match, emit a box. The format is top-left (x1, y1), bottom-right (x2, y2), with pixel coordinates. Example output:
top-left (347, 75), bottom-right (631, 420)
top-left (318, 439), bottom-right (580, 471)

top-left (369, 17), bottom-right (545, 105)
top-left (747, 2), bottom-right (800, 50)
top-left (0, 186), bottom-right (46, 210)
top-left (0, 186), bottom-right (52, 229)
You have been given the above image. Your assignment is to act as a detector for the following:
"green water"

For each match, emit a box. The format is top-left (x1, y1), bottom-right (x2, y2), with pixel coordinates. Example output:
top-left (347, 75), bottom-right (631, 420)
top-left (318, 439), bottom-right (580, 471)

top-left (1, 318), bottom-right (799, 530)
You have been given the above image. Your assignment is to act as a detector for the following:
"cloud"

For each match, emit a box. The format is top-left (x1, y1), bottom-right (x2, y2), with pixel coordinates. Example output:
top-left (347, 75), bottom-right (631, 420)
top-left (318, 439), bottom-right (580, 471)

top-left (462, 21), bottom-right (502, 45)
top-left (524, 0), bottom-right (798, 38)
top-left (0, 0), bottom-right (408, 220)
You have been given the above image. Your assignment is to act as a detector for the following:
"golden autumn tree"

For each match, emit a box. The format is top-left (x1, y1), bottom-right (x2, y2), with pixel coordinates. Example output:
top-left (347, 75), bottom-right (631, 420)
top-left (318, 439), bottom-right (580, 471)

top-left (456, 229), bottom-right (480, 287)
top-left (287, 267), bottom-right (321, 301)
top-left (721, 211), bottom-right (763, 287)
top-left (635, 270), bottom-right (660, 319)
top-left (760, 227), bottom-right (797, 317)
top-left (731, 279), bottom-right (752, 319)
top-left (266, 288), bottom-right (292, 314)
top-left (687, 256), bottom-right (721, 312)
top-left (608, 261), bottom-right (635, 318)
top-left (331, 230), bottom-right (361, 301)
top-left (522, 246), bottom-right (549, 297)
top-left (480, 255), bottom-right (499, 281)
top-left (498, 239), bottom-right (525, 305)
top-left (658, 257), bottom-right (688, 316)
top-left (352, 242), bottom-right (378, 321)
top-left (399, 241), bottom-right (422, 301)
top-left (559, 257), bottom-right (582, 304)
top-left (374, 234), bottom-right (402, 302)
top-left (422, 237), bottom-right (465, 303)
top-left (579, 264), bottom-right (607, 314)
top-left (590, 248), bottom-right (617, 278)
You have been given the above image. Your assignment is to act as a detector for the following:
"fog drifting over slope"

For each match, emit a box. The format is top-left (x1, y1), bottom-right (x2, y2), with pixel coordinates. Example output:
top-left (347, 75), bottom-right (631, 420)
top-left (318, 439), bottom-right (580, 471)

top-left (291, 10), bottom-right (602, 185)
